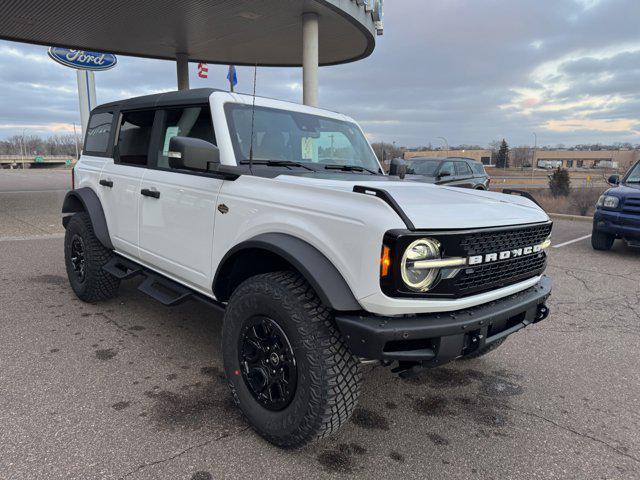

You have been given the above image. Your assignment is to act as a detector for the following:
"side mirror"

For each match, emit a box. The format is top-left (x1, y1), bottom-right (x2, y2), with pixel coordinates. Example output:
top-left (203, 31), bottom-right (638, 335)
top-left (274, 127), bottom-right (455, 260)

top-left (608, 174), bottom-right (620, 185)
top-left (438, 171), bottom-right (451, 178)
top-left (389, 158), bottom-right (407, 179)
top-left (168, 136), bottom-right (220, 171)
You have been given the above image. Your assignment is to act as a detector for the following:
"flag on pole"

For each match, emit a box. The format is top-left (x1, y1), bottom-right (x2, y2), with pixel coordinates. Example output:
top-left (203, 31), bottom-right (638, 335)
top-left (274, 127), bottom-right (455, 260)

top-left (197, 63), bottom-right (208, 78)
top-left (227, 65), bottom-right (238, 91)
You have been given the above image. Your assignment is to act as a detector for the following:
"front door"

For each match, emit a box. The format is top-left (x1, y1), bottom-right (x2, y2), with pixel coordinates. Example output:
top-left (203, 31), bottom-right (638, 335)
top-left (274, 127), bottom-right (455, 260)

top-left (138, 105), bottom-right (223, 290)
top-left (99, 109), bottom-right (156, 257)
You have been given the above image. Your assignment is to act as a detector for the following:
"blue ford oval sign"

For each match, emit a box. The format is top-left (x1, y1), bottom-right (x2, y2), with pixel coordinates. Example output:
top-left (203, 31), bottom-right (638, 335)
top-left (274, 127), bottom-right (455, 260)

top-left (47, 47), bottom-right (117, 71)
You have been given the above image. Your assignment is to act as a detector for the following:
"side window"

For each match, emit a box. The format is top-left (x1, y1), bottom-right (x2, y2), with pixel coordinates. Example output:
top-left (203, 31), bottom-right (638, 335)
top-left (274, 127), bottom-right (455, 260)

top-left (470, 162), bottom-right (486, 175)
top-left (439, 162), bottom-right (455, 176)
top-left (157, 106), bottom-right (215, 169)
top-left (84, 112), bottom-right (113, 155)
top-left (116, 110), bottom-right (156, 166)
top-left (455, 162), bottom-right (472, 176)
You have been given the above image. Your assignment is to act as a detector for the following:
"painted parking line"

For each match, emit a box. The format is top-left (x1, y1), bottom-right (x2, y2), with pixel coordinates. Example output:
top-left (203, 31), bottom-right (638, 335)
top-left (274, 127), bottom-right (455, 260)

top-left (552, 234), bottom-right (592, 249)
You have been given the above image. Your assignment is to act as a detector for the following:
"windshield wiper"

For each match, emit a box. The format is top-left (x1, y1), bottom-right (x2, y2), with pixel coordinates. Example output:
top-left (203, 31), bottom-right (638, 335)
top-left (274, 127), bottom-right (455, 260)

top-left (240, 159), bottom-right (314, 172)
top-left (323, 164), bottom-right (379, 175)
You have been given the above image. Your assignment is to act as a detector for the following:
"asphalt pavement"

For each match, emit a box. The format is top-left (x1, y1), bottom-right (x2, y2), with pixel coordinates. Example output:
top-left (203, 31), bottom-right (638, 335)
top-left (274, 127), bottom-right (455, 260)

top-left (1, 172), bottom-right (639, 479)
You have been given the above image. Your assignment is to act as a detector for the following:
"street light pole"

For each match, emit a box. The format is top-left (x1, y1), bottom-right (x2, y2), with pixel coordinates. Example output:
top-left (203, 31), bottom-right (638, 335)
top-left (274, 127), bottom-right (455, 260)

top-left (20, 128), bottom-right (26, 170)
top-left (532, 132), bottom-right (537, 185)
top-left (436, 136), bottom-right (450, 157)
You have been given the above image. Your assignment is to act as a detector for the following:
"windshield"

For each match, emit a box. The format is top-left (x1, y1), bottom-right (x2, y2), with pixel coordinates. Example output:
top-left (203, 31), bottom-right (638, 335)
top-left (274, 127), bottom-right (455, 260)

top-left (224, 103), bottom-right (381, 172)
top-left (625, 162), bottom-right (640, 183)
top-left (405, 159), bottom-right (441, 176)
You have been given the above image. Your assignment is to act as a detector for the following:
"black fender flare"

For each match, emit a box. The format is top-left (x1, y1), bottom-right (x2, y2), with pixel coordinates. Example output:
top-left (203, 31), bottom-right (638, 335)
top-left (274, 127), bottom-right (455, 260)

top-left (61, 187), bottom-right (113, 250)
top-left (213, 233), bottom-right (361, 312)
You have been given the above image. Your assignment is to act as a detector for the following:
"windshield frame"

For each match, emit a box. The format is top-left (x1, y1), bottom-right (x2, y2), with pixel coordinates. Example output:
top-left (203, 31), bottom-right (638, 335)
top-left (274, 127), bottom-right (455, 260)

top-left (623, 161), bottom-right (640, 184)
top-left (223, 102), bottom-right (383, 174)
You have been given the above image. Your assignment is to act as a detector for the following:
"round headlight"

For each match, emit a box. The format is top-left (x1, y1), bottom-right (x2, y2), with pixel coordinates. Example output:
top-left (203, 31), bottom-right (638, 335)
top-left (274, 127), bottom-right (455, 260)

top-left (401, 238), bottom-right (441, 292)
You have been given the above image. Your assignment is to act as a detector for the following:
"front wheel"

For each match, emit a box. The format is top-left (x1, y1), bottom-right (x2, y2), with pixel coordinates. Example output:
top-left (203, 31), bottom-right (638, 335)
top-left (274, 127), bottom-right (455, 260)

top-left (222, 271), bottom-right (362, 448)
top-left (591, 229), bottom-right (615, 251)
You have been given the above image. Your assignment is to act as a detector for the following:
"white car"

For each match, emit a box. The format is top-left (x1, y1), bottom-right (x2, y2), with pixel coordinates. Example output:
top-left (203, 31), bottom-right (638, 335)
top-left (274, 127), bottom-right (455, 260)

top-left (62, 88), bottom-right (552, 447)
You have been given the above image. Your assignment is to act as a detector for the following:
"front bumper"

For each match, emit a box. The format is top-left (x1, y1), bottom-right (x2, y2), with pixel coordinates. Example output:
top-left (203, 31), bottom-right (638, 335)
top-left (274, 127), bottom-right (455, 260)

top-left (594, 209), bottom-right (640, 240)
top-left (336, 276), bottom-right (551, 367)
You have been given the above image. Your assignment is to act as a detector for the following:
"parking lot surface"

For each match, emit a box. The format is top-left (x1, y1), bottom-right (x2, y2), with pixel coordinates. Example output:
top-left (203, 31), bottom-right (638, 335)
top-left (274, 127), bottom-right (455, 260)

top-left (1, 173), bottom-right (639, 479)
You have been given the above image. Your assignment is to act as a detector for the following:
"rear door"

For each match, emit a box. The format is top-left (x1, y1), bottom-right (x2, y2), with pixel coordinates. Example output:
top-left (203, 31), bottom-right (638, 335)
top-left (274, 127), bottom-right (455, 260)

top-left (138, 105), bottom-right (223, 290)
top-left (454, 161), bottom-right (475, 188)
top-left (99, 109), bottom-right (156, 257)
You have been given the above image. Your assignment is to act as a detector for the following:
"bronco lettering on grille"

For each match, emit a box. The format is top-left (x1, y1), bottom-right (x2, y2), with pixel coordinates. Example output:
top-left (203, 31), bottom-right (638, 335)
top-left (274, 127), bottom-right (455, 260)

top-left (468, 244), bottom-right (543, 265)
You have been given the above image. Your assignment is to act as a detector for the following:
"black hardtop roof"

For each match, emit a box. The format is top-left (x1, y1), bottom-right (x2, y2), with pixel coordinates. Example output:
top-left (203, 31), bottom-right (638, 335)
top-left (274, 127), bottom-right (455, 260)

top-left (407, 156), bottom-right (481, 163)
top-left (94, 88), bottom-right (221, 112)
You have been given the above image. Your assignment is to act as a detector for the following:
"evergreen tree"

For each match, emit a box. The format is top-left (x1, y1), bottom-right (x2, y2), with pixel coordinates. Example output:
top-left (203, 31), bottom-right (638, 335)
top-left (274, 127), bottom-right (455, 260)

top-left (549, 167), bottom-right (571, 197)
top-left (495, 139), bottom-right (510, 168)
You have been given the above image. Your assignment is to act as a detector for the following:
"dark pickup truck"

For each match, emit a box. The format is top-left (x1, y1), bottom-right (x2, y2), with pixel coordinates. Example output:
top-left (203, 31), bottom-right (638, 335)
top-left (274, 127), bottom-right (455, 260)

top-left (592, 160), bottom-right (640, 250)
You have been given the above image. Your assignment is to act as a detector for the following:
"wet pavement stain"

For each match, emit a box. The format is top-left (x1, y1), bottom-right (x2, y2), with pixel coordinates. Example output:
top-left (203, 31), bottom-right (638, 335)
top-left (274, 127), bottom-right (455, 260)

top-left (112, 401), bottom-right (131, 411)
top-left (403, 367), bottom-right (474, 389)
top-left (413, 395), bottom-right (455, 417)
top-left (426, 432), bottom-right (450, 446)
top-left (143, 382), bottom-right (239, 431)
top-left (317, 443), bottom-right (366, 474)
top-left (385, 401), bottom-right (398, 410)
top-left (166, 373), bottom-right (178, 381)
top-left (389, 450), bottom-right (406, 462)
top-left (200, 366), bottom-right (227, 383)
top-left (49, 348), bottom-right (59, 353)
top-left (95, 348), bottom-right (117, 361)
top-left (128, 325), bottom-right (145, 331)
top-left (191, 472), bottom-right (213, 480)
top-left (350, 407), bottom-right (390, 430)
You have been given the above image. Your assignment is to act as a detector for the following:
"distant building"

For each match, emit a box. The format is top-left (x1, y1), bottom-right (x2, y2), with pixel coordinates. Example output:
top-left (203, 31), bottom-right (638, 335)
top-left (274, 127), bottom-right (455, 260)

top-left (405, 149), bottom-right (639, 170)
top-left (405, 149), bottom-right (493, 165)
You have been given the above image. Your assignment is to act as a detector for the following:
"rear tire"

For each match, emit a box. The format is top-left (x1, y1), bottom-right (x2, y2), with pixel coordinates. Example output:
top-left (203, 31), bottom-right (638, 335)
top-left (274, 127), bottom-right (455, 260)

top-left (460, 338), bottom-right (506, 360)
top-left (64, 212), bottom-right (120, 302)
top-left (591, 229), bottom-right (615, 251)
top-left (222, 271), bottom-right (361, 448)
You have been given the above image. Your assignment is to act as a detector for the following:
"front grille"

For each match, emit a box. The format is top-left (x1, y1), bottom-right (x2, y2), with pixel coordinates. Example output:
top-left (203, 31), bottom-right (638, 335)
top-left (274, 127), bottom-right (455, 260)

top-left (622, 196), bottom-right (640, 215)
top-left (454, 252), bottom-right (547, 293)
top-left (459, 223), bottom-right (552, 256)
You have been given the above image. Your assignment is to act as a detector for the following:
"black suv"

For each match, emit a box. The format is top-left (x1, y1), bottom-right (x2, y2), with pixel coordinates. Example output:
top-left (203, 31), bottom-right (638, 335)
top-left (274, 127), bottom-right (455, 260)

top-left (403, 157), bottom-right (490, 189)
top-left (592, 160), bottom-right (640, 250)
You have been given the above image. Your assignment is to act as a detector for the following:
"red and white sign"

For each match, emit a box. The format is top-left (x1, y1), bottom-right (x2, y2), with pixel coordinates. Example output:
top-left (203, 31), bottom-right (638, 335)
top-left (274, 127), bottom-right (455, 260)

top-left (197, 63), bottom-right (208, 78)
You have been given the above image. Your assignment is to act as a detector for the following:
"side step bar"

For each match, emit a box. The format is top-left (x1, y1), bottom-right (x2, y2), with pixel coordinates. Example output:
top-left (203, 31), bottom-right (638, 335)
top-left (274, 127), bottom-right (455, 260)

top-left (102, 254), bottom-right (225, 311)
top-left (103, 256), bottom-right (144, 280)
top-left (137, 274), bottom-right (192, 306)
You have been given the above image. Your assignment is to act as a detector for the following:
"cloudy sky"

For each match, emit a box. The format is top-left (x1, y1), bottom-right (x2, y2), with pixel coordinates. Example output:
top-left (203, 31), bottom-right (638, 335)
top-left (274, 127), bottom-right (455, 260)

top-left (0, 0), bottom-right (638, 147)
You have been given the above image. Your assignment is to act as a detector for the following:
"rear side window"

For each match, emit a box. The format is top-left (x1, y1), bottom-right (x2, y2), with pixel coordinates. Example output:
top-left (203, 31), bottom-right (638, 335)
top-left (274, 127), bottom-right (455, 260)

top-left (84, 112), bottom-right (113, 154)
top-left (469, 162), bottom-right (486, 175)
top-left (455, 161), bottom-right (472, 176)
top-left (116, 110), bottom-right (156, 166)
top-left (156, 106), bottom-right (215, 169)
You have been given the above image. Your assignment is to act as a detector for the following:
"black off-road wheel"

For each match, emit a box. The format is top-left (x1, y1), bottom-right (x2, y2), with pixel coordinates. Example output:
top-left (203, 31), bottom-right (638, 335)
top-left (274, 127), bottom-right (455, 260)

top-left (222, 271), bottom-right (361, 448)
top-left (460, 338), bottom-right (506, 360)
top-left (591, 229), bottom-right (615, 251)
top-left (64, 212), bottom-right (120, 302)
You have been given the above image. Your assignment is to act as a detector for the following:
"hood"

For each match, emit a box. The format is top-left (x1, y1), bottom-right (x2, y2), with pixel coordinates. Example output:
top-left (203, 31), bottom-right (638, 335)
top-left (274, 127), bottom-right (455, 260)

top-left (275, 175), bottom-right (549, 229)
top-left (612, 183), bottom-right (640, 194)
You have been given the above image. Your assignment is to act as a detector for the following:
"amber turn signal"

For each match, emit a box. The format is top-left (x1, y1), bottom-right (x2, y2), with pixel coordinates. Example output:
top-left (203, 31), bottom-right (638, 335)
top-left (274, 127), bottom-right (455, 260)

top-left (380, 245), bottom-right (391, 277)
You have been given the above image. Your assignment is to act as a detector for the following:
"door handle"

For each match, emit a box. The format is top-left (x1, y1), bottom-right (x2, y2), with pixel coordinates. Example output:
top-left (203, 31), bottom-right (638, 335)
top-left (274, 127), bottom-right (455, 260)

top-left (141, 188), bottom-right (160, 199)
top-left (99, 179), bottom-right (113, 188)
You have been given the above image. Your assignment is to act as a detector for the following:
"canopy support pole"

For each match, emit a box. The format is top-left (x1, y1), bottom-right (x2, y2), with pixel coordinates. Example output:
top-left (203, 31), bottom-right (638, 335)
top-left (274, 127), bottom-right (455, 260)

top-left (302, 12), bottom-right (319, 107)
top-left (176, 53), bottom-right (190, 90)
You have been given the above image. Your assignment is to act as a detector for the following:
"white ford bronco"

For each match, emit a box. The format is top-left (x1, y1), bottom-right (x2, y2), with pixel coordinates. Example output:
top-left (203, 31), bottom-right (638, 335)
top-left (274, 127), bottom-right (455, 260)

top-left (62, 88), bottom-right (552, 448)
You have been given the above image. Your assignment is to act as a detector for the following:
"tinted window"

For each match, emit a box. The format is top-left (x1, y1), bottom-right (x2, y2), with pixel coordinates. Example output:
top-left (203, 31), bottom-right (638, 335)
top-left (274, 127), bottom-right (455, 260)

top-left (455, 161), bottom-right (472, 176)
top-left (406, 159), bottom-right (440, 176)
top-left (156, 106), bottom-right (215, 169)
top-left (116, 110), bottom-right (155, 166)
top-left (626, 162), bottom-right (640, 183)
top-left (439, 162), bottom-right (455, 176)
top-left (84, 112), bottom-right (113, 154)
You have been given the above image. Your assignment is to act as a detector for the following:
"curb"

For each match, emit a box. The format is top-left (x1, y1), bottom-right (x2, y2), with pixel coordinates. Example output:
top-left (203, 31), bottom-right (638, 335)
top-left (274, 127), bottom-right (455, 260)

top-left (548, 213), bottom-right (593, 222)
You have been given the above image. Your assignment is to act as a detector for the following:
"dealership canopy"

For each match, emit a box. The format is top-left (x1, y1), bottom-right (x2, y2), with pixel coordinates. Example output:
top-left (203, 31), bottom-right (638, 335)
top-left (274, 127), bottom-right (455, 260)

top-left (0, 0), bottom-right (383, 105)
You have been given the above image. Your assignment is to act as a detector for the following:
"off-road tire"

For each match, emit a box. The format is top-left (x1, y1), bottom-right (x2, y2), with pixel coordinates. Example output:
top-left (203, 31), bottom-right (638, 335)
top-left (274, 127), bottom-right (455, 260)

top-left (222, 271), bottom-right (361, 448)
top-left (460, 338), bottom-right (506, 360)
top-left (64, 212), bottom-right (120, 302)
top-left (591, 229), bottom-right (615, 251)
